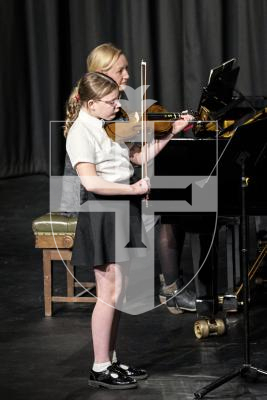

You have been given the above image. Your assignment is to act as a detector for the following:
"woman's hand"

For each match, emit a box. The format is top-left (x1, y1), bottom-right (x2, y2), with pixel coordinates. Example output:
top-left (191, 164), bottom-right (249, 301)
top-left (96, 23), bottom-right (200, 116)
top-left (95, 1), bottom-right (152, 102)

top-left (131, 177), bottom-right (151, 195)
top-left (171, 113), bottom-right (194, 135)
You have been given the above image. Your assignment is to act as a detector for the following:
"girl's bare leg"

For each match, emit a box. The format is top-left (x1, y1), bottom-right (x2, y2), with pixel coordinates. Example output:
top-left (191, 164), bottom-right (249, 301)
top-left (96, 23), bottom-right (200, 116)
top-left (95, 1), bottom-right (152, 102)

top-left (92, 263), bottom-right (125, 363)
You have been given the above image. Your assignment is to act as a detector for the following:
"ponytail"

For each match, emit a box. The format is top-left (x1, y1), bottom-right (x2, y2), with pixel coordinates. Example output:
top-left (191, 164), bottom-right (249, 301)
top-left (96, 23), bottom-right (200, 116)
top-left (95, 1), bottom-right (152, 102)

top-left (63, 85), bottom-right (81, 137)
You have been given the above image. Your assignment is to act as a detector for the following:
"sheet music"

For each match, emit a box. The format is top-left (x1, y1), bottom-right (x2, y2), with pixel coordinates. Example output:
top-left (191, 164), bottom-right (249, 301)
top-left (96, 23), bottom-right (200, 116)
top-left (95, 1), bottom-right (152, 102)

top-left (208, 58), bottom-right (236, 86)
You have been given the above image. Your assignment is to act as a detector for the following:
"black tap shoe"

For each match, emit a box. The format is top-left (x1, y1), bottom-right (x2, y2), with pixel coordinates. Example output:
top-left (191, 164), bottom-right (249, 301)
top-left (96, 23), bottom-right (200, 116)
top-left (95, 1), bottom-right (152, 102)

top-left (112, 361), bottom-right (148, 380)
top-left (88, 365), bottom-right (137, 389)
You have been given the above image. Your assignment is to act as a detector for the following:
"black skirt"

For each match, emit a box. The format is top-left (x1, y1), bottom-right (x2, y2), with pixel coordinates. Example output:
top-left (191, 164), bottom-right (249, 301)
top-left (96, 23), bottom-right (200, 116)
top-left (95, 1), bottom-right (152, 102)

top-left (71, 191), bottom-right (148, 269)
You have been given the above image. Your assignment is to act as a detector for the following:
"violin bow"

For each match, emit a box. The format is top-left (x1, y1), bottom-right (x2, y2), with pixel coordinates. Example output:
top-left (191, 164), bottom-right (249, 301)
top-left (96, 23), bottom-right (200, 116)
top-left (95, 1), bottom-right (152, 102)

top-left (141, 60), bottom-right (149, 205)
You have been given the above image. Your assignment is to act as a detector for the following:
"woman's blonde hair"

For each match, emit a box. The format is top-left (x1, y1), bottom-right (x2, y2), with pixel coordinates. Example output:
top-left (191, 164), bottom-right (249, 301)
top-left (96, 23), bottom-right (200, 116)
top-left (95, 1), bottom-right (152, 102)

top-left (64, 72), bottom-right (118, 137)
top-left (86, 43), bottom-right (123, 72)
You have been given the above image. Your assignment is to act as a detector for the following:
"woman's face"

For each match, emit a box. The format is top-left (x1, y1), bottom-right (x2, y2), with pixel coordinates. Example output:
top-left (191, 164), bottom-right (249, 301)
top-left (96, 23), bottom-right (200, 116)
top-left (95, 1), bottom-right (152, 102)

top-left (89, 89), bottom-right (121, 121)
top-left (104, 54), bottom-right (129, 91)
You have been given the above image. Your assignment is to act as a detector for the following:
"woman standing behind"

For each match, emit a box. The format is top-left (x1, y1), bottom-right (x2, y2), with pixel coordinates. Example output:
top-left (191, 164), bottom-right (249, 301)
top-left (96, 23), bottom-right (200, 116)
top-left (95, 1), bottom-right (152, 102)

top-left (87, 43), bottom-right (196, 312)
top-left (86, 43), bottom-right (196, 315)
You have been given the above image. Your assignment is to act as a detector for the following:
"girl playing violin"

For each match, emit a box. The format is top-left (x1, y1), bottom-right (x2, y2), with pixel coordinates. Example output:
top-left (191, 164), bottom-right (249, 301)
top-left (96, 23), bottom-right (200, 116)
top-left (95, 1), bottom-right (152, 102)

top-left (64, 71), bottom-right (192, 389)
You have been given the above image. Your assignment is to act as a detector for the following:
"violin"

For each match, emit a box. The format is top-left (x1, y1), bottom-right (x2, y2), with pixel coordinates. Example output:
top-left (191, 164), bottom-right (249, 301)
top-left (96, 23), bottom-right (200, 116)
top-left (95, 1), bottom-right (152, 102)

top-left (104, 103), bottom-right (195, 141)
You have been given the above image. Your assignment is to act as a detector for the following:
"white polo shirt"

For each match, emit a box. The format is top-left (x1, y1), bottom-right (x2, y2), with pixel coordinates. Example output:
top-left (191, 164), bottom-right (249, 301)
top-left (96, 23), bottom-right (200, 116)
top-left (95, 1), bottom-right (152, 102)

top-left (66, 109), bottom-right (134, 183)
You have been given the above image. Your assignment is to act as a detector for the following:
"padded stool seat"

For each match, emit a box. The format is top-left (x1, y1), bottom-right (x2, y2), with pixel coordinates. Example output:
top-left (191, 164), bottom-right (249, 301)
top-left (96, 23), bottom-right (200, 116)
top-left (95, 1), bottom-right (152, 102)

top-left (33, 212), bottom-right (77, 249)
top-left (32, 213), bottom-right (96, 316)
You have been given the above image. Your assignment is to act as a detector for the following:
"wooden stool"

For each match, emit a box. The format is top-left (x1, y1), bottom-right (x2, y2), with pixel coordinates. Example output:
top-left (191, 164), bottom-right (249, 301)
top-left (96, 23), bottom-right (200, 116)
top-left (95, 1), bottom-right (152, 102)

top-left (32, 213), bottom-right (96, 316)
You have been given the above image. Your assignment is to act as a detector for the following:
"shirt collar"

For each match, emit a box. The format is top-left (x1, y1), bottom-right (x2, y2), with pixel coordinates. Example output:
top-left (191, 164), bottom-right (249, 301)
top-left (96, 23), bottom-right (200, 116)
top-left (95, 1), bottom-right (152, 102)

top-left (79, 108), bottom-right (105, 129)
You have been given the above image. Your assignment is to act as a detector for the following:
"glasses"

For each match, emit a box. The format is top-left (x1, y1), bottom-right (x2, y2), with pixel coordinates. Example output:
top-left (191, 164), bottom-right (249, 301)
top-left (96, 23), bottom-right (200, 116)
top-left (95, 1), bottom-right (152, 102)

top-left (97, 98), bottom-right (121, 106)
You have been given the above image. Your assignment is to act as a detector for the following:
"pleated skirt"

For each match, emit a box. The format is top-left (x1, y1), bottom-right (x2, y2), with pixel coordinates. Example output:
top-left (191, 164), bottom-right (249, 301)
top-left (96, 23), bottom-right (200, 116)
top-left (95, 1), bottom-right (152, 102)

top-left (71, 191), bottom-right (148, 269)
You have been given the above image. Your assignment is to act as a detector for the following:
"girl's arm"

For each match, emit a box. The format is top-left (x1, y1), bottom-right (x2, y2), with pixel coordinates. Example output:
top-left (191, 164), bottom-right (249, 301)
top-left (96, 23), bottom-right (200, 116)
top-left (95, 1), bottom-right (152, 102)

top-left (76, 162), bottom-right (149, 196)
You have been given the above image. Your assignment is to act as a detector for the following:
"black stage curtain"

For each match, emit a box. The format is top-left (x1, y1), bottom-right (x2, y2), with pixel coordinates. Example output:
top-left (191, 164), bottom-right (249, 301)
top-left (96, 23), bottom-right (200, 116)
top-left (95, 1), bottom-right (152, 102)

top-left (0, 0), bottom-right (267, 177)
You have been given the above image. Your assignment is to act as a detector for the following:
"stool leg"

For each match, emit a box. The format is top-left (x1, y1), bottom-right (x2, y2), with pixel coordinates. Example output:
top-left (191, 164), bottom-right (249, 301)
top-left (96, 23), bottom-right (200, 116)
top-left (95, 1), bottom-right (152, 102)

top-left (66, 261), bottom-right (74, 297)
top-left (43, 250), bottom-right (52, 317)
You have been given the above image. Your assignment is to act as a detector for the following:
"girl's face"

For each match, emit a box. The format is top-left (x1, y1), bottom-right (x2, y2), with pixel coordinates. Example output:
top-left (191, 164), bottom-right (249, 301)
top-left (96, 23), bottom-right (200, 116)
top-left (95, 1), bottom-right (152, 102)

top-left (104, 54), bottom-right (129, 91)
top-left (89, 89), bottom-right (121, 121)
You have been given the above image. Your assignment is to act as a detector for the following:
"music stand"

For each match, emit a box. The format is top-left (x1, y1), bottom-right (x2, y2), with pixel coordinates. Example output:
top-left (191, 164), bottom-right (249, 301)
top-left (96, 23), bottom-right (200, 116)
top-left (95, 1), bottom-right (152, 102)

top-left (194, 117), bottom-right (267, 399)
top-left (198, 58), bottom-right (240, 114)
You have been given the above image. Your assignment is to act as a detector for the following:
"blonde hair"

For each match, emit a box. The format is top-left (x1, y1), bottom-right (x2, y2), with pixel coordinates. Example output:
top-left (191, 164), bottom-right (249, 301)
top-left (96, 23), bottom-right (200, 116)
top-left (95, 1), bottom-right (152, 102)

top-left (86, 43), bottom-right (123, 72)
top-left (64, 72), bottom-right (118, 137)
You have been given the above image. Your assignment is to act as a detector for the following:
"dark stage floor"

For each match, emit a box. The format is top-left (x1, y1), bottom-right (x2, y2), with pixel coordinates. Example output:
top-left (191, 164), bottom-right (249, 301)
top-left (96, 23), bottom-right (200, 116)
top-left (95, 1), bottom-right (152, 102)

top-left (1, 175), bottom-right (267, 400)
